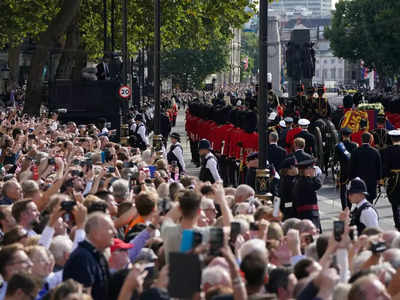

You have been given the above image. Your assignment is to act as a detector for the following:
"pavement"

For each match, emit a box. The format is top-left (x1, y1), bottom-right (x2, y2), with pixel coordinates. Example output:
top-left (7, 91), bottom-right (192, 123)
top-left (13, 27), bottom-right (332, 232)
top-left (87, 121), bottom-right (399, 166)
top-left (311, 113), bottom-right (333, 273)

top-left (172, 96), bottom-right (395, 232)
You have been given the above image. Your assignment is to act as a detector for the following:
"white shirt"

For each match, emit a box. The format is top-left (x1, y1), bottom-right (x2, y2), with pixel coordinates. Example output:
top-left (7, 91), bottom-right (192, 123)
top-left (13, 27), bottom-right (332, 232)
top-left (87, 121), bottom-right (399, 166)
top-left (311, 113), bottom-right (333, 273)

top-left (171, 142), bottom-right (185, 172)
top-left (205, 153), bottom-right (222, 182)
top-left (357, 199), bottom-right (379, 228)
top-left (130, 122), bottom-right (149, 145)
top-left (0, 281), bottom-right (7, 300)
top-left (46, 270), bottom-right (63, 290)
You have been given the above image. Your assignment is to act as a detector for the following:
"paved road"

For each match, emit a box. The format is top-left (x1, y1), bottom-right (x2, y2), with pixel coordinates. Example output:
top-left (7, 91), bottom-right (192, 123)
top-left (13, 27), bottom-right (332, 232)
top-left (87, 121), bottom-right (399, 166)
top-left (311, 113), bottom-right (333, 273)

top-left (172, 97), bottom-right (395, 232)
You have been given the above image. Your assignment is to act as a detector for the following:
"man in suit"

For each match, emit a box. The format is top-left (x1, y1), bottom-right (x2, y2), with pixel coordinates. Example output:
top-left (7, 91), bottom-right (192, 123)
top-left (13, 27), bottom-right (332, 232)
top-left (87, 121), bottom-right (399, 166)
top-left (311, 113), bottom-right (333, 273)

top-left (294, 118), bottom-right (316, 156)
top-left (292, 137), bottom-right (313, 163)
top-left (96, 56), bottom-right (110, 80)
top-left (268, 131), bottom-right (287, 170)
top-left (350, 132), bottom-right (383, 203)
top-left (335, 127), bottom-right (358, 210)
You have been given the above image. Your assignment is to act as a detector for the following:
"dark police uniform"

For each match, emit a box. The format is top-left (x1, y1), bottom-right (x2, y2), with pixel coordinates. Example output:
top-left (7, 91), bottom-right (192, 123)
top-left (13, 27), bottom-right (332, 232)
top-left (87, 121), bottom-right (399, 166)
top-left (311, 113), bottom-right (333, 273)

top-left (382, 130), bottom-right (400, 230)
top-left (335, 129), bottom-right (358, 210)
top-left (293, 159), bottom-right (322, 232)
top-left (350, 143), bottom-right (382, 203)
top-left (348, 178), bottom-right (379, 234)
top-left (167, 143), bottom-right (185, 173)
top-left (198, 139), bottom-right (221, 184)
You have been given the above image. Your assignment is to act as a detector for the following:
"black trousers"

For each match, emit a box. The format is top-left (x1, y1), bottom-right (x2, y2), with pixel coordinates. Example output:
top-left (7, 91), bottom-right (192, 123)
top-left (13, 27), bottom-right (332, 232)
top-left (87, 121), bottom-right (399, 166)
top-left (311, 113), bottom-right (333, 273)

top-left (388, 186), bottom-right (400, 230)
top-left (365, 182), bottom-right (377, 203)
top-left (339, 179), bottom-right (352, 210)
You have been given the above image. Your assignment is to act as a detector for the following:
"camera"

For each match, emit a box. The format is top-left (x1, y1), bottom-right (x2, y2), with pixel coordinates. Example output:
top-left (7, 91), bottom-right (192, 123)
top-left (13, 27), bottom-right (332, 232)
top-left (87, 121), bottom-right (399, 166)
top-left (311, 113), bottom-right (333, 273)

top-left (370, 241), bottom-right (387, 254)
top-left (72, 159), bottom-right (81, 166)
top-left (61, 201), bottom-right (76, 212)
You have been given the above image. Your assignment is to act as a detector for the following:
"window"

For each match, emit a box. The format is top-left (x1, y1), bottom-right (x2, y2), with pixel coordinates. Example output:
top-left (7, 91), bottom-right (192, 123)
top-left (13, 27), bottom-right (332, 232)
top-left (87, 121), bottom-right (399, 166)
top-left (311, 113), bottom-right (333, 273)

top-left (316, 70), bottom-right (320, 77)
top-left (324, 60), bottom-right (327, 64)
top-left (331, 59), bottom-right (335, 64)
top-left (331, 68), bottom-right (336, 80)
top-left (338, 68), bottom-right (343, 80)
top-left (322, 69), bottom-right (328, 80)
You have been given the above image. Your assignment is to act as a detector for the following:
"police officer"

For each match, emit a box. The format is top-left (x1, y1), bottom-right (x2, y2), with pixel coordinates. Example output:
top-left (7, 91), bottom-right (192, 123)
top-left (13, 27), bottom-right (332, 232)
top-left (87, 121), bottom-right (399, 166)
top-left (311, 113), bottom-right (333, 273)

top-left (167, 132), bottom-right (186, 174)
top-left (335, 127), bottom-right (358, 210)
top-left (294, 119), bottom-right (316, 156)
top-left (279, 156), bottom-right (298, 220)
top-left (349, 177), bottom-right (379, 234)
top-left (198, 139), bottom-right (222, 183)
top-left (350, 132), bottom-right (382, 203)
top-left (130, 115), bottom-right (149, 150)
top-left (382, 130), bottom-right (400, 230)
top-left (293, 159), bottom-right (322, 232)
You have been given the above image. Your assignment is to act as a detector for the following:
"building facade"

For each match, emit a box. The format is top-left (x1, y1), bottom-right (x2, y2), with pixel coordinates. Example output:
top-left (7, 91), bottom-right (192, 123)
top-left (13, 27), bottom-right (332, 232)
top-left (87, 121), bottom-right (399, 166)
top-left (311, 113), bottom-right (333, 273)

top-left (216, 28), bottom-right (241, 85)
top-left (270, 0), bottom-right (332, 17)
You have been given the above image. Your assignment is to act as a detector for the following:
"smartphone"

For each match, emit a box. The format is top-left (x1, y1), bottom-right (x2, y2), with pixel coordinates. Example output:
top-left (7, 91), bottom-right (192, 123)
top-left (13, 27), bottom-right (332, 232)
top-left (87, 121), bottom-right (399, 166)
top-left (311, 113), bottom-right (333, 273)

top-left (370, 241), bottom-right (387, 254)
top-left (273, 197), bottom-right (281, 217)
top-left (123, 161), bottom-right (134, 168)
top-left (250, 222), bottom-right (259, 231)
top-left (192, 230), bottom-right (203, 249)
top-left (28, 134), bottom-right (35, 140)
top-left (72, 159), bottom-right (80, 166)
top-left (349, 226), bottom-right (357, 241)
top-left (108, 167), bottom-right (115, 173)
top-left (334, 220), bottom-right (345, 242)
top-left (71, 170), bottom-right (83, 177)
top-left (209, 227), bottom-right (224, 256)
top-left (61, 201), bottom-right (76, 212)
top-left (48, 158), bottom-right (56, 165)
top-left (230, 222), bottom-right (241, 242)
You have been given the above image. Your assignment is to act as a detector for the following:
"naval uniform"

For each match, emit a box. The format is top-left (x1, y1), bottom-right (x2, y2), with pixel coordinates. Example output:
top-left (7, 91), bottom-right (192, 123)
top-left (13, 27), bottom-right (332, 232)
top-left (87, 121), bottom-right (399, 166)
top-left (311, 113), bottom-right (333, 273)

top-left (293, 175), bottom-right (322, 232)
top-left (167, 142), bottom-right (186, 173)
top-left (335, 139), bottom-right (358, 210)
top-left (350, 199), bottom-right (379, 234)
top-left (199, 152), bottom-right (221, 183)
top-left (382, 144), bottom-right (400, 230)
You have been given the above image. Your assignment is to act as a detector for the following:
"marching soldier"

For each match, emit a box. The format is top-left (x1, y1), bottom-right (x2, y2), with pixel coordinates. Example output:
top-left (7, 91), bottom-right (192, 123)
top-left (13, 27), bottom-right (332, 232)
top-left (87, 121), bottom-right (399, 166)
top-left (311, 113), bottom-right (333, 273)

top-left (294, 119), bottom-right (316, 156)
top-left (167, 132), bottom-right (186, 174)
top-left (335, 127), bottom-right (358, 210)
top-left (349, 177), bottom-right (379, 234)
top-left (198, 139), bottom-right (222, 184)
top-left (293, 159), bottom-right (323, 232)
top-left (350, 132), bottom-right (382, 203)
top-left (382, 130), bottom-right (400, 230)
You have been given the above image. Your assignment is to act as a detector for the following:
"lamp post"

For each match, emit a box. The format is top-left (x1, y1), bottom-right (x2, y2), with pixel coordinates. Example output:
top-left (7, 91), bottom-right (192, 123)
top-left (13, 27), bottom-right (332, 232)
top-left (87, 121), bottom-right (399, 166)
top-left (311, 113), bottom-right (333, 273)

top-left (255, 0), bottom-right (271, 200)
top-left (120, 0), bottom-right (129, 146)
top-left (152, 0), bottom-right (163, 154)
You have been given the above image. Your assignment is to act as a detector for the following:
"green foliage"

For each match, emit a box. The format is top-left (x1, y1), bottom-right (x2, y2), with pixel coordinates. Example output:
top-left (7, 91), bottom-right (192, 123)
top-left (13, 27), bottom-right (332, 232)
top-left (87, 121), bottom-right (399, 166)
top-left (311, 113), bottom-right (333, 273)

top-left (0, 0), bottom-right (59, 47)
top-left (160, 39), bottom-right (229, 90)
top-left (325, 0), bottom-right (400, 78)
top-left (240, 31), bottom-right (259, 80)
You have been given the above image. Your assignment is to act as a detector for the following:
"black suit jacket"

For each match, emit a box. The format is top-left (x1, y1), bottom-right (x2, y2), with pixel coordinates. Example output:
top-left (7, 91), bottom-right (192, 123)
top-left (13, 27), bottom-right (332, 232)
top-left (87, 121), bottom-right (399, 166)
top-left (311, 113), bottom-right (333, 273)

top-left (293, 149), bottom-right (313, 163)
top-left (268, 143), bottom-right (287, 170)
top-left (350, 144), bottom-right (382, 185)
top-left (295, 130), bottom-right (316, 155)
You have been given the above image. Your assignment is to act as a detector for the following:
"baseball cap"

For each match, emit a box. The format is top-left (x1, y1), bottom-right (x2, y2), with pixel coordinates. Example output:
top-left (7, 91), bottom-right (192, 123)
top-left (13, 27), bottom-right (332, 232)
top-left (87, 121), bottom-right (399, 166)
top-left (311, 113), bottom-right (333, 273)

top-left (110, 238), bottom-right (133, 253)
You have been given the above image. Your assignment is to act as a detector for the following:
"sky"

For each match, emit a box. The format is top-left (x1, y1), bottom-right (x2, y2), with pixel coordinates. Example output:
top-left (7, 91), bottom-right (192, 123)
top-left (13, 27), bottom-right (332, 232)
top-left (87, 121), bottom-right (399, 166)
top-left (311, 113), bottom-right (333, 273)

top-left (332, 0), bottom-right (338, 9)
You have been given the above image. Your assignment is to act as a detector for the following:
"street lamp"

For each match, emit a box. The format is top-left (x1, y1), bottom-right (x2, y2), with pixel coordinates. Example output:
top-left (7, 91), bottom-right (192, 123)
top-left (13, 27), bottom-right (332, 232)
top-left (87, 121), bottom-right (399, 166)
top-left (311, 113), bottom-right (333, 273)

top-left (255, 0), bottom-right (271, 200)
top-left (152, 0), bottom-right (163, 155)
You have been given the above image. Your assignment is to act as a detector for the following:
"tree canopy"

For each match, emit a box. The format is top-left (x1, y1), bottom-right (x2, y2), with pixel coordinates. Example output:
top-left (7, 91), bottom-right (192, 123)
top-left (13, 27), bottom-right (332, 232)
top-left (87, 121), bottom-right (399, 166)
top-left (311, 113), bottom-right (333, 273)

top-left (325, 0), bottom-right (400, 80)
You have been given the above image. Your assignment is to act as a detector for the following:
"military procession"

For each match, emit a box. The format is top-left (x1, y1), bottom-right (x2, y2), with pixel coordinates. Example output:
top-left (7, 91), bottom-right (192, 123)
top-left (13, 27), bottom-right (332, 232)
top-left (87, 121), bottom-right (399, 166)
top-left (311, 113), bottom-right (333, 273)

top-left (182, 83), bottom-right (400, 234)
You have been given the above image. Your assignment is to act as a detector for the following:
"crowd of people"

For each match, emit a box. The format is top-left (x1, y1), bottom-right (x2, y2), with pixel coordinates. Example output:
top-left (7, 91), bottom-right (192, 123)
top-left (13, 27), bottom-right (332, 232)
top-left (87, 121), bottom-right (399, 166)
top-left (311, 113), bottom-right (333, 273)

top-left (0, 87), bottom-right (397, 300)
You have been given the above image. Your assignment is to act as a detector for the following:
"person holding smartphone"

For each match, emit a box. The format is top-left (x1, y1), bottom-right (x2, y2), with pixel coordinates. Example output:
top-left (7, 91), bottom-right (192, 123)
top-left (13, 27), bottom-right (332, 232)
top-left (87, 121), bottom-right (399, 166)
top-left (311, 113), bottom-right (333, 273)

top-left (293, 159), bottom-right (322, 233)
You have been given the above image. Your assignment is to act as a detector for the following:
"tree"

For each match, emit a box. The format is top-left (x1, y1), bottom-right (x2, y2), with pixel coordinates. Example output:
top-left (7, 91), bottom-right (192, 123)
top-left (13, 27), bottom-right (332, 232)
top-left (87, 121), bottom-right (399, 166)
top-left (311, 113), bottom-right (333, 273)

top-left (24, 0), bottom-right (80, 115)
top-left (325, 0), bottom-right (400, 83)
top-left (0, 0), bottom-right (59, 89)
top-left (241, 31), bottom-right (259, 81)
top-left (161, 39), bottom-right (229, 90)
